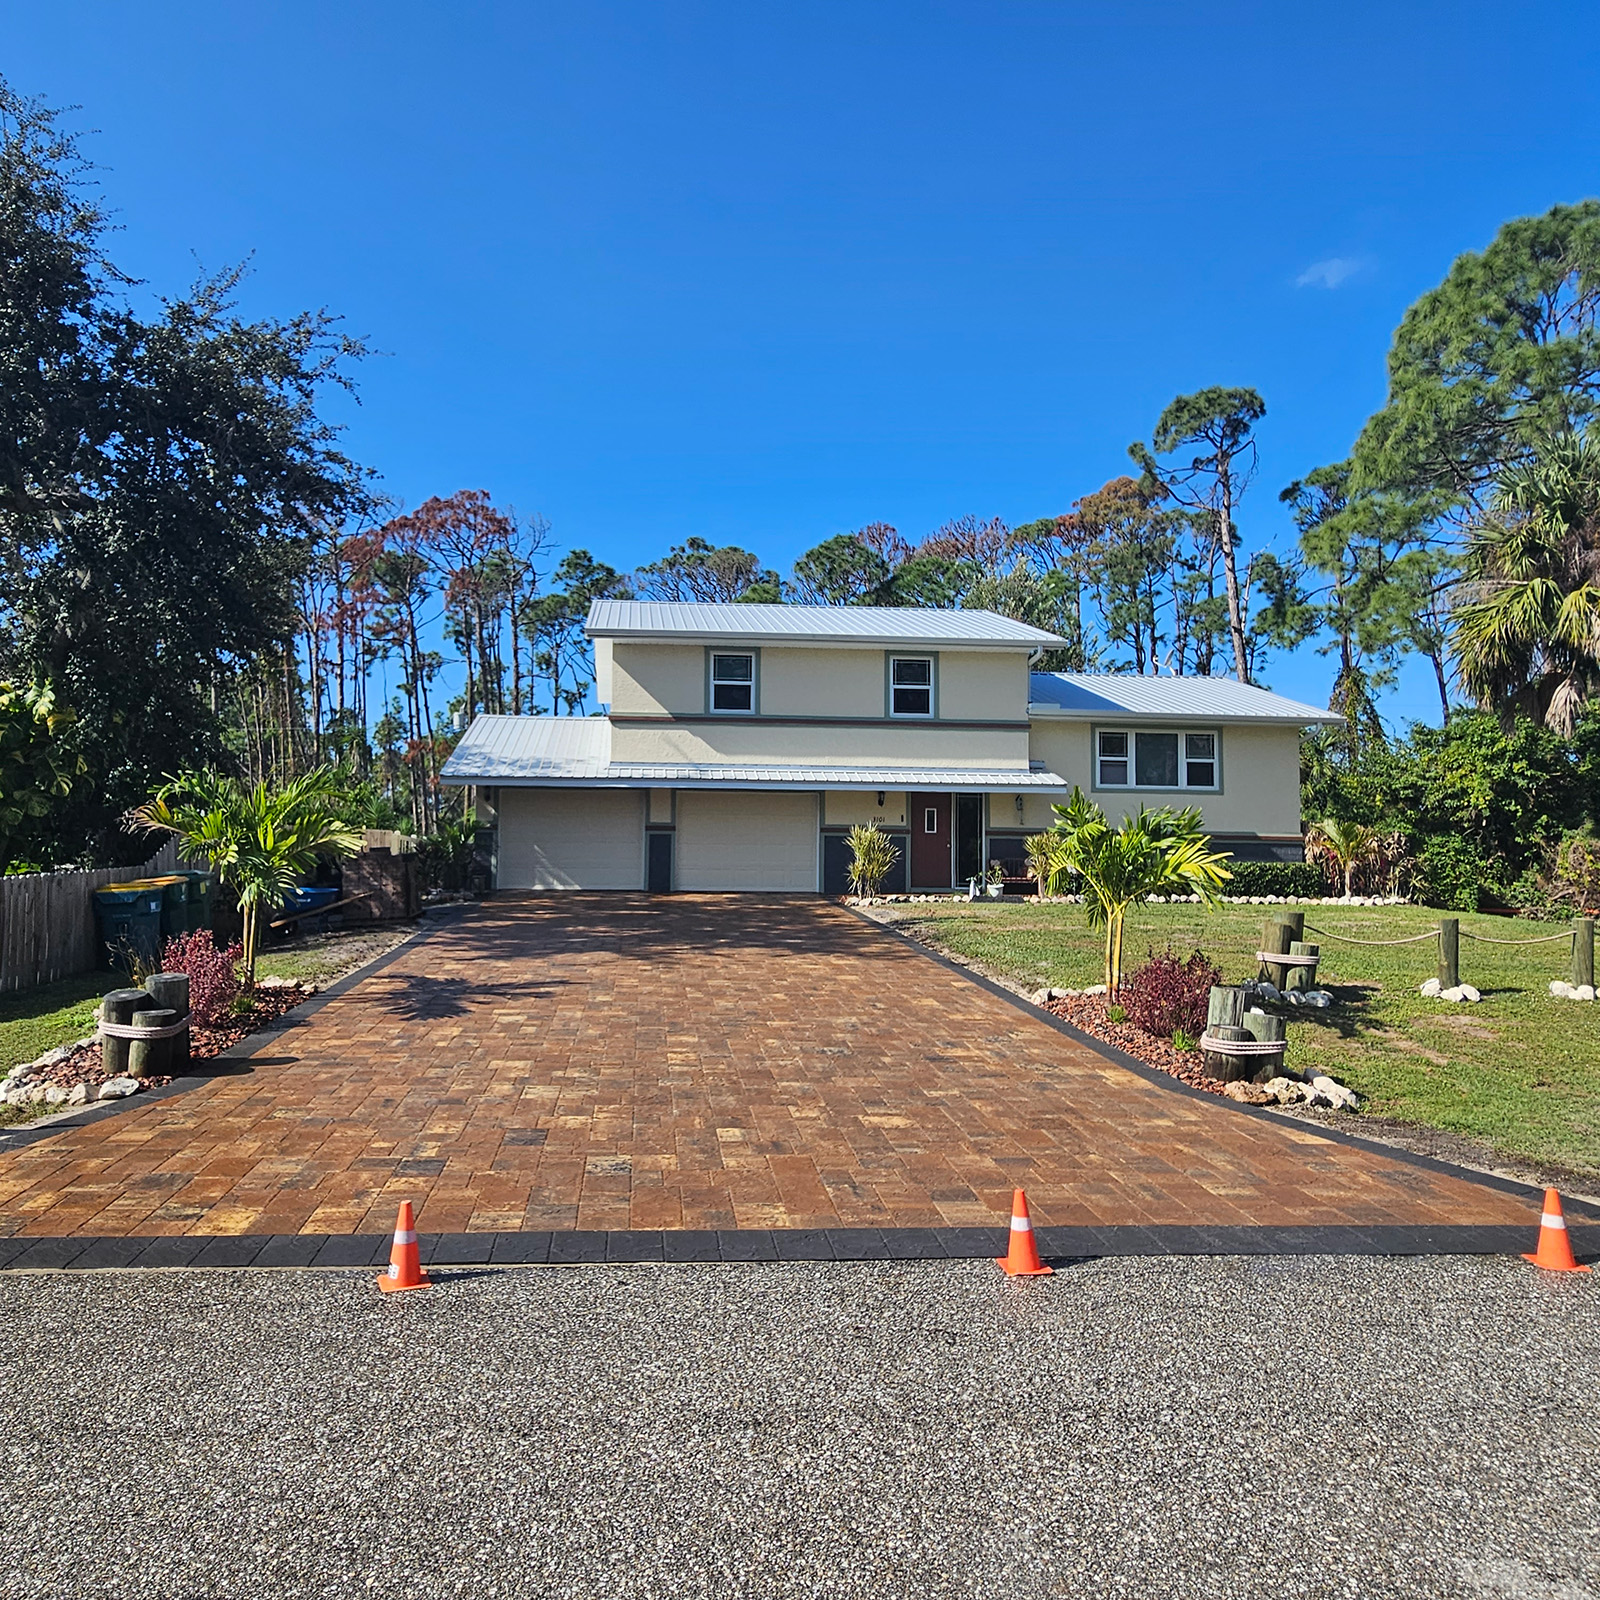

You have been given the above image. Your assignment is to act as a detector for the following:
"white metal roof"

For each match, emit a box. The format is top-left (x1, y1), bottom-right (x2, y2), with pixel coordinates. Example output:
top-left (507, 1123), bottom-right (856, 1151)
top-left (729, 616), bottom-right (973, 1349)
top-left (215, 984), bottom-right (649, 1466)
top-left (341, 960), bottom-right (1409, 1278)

top-left (1028, 673), bottom-right (1343, 726)
top-left (441, 715), bottom-right (1065, 790)
top-left (586, 600), bottom-right (1064, 649)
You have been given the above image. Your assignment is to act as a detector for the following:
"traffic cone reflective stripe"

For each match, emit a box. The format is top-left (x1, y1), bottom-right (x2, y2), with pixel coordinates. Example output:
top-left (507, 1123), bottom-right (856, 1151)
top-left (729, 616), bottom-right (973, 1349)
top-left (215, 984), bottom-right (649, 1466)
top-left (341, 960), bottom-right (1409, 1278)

top-left (377, 1201), bottom-right (431, 1293)
top-left (995, 1187), bottom-right (1053, 1277)
top-left (1522, 1188), bottom-right (1590, 1274)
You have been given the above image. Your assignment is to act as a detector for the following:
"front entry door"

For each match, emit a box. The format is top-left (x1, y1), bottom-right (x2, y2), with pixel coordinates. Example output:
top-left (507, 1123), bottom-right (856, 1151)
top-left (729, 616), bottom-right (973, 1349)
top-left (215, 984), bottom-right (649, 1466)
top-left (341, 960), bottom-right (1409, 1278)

top-left (909, 793), bottom-right (952, 889)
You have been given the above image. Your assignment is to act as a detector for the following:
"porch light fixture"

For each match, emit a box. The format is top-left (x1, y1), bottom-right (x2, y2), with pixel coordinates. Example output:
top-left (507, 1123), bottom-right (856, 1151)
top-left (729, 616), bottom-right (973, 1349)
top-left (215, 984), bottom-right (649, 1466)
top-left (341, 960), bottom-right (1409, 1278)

top-left (1015, 795), bottom-right (1025, 817)
top-left (876, 791), bottom-right (885, 806)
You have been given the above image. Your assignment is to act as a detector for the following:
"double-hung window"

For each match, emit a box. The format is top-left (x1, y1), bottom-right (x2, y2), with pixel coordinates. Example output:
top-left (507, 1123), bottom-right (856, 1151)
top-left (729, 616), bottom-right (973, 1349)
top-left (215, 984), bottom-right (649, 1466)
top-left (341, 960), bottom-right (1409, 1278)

top-left (710, 653), bottom-right (755, 712)
top-left (890, 656), bottom-right (933, 717)
top-left (1096, 728), bottom-right (1218, 790)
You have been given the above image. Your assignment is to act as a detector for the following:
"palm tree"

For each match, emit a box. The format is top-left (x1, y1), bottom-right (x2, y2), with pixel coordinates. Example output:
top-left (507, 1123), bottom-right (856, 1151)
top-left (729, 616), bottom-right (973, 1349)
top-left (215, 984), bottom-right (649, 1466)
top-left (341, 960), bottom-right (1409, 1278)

top-left (134, 766), bottom-right (362, 985)
top-left (1452, 430), bottom-right (1600, 735)
top-left (1040, 787), bottom-right (1233, 996)
top-left (1306, 817), bottom-right (1379, 899)
top-left (844, 823), bottom-right (901, 897)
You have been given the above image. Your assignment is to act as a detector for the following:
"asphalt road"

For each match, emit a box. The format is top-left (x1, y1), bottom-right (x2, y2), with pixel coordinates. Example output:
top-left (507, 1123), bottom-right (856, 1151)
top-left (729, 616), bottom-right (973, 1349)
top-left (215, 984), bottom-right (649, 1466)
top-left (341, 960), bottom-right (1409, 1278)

top-left (2, 1255), bottom-right (1597, 1599)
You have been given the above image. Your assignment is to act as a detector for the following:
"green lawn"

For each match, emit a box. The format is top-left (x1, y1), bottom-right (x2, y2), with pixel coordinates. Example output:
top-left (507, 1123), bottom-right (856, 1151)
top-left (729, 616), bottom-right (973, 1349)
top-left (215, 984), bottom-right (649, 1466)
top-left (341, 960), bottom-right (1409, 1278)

top-left (882, 900), bottom-right (1600, 1175)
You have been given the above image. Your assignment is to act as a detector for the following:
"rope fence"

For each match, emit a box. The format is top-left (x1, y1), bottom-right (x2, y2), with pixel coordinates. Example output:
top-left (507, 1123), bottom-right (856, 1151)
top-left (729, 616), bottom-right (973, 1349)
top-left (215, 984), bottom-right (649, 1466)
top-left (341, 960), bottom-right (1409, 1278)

top-left (1303, 925), bottom-right (1440, 947)
top-left (1458, 929), bottom-right (1575, 946)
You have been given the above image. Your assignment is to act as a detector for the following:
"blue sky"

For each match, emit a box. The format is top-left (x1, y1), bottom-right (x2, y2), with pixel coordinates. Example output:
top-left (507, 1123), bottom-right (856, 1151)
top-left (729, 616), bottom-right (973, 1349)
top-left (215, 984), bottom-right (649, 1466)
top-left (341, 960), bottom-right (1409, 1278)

top-left (8, 2), bottom-right (1599, 724)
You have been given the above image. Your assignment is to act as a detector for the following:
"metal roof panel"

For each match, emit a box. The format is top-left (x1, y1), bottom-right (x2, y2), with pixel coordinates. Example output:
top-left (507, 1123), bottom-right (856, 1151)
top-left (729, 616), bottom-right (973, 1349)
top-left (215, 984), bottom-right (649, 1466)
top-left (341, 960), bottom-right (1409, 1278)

top-left (1028, 672), bottom-right (1343, 725)
top-left (586, 600), bottom-right (1064, 647)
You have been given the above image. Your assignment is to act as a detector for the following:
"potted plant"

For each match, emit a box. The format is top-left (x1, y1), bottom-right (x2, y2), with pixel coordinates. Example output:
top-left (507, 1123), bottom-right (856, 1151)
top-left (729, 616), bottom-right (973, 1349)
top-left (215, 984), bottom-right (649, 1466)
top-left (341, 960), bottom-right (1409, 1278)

top-left (985, 859), bottom-right (1005, 898)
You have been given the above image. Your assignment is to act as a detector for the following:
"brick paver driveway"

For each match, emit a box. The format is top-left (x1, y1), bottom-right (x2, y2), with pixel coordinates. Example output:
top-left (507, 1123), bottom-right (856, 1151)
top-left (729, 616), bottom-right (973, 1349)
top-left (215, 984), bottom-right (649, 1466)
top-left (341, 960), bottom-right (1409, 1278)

top-left (0, 896), bottom-right (1537, 1239)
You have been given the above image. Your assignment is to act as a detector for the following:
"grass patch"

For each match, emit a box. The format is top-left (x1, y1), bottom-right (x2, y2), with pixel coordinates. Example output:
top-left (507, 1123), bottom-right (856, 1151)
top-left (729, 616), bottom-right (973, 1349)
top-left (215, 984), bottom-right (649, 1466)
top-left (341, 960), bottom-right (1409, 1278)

top-left (883, 900), bottom-right (1600, 1175)
top-left (0, 972), bottom-right (118, 1076)
top-left (253, 927), bottom-right (412, 986)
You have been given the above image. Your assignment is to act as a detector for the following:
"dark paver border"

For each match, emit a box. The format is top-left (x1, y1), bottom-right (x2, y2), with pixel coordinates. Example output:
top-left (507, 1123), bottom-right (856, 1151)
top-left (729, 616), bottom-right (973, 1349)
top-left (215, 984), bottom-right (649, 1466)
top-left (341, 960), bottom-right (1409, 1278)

top-left (0, 911), bottom-right (465, 1156)
top-left (844, 904), bottom-right (1600, 1222)
top-left (0, 1220), bottom-right (1584, 1271)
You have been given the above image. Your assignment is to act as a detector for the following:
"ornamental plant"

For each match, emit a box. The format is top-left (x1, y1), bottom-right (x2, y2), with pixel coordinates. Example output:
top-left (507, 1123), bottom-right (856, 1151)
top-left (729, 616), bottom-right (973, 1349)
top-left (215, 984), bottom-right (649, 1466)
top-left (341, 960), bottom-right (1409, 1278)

top-left (1124, 947), bottom-right (1222, 1043)
top-left (1038, 787), bottom-right (1232, 996)
top-left (844, 823), bottom-right (900, 897)
top-left (159, 930), bottom-right (244, 1028)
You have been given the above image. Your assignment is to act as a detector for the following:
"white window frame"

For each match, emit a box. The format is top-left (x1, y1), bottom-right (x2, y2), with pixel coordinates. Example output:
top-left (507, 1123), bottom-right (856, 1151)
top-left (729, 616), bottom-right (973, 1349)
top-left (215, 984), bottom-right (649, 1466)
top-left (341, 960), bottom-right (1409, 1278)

top-left (1094, 727), bottom-right (1220, 792)
top-left (709, 652), bottom-right (755, 714)
top-left (889, 655), bottom-right (934, 718)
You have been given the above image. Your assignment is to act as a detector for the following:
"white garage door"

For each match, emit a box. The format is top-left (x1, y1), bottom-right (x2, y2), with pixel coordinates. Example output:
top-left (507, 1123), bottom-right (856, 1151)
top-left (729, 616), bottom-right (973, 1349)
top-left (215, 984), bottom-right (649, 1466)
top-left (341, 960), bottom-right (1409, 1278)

top-left (675, 791), bottom-right (818, 891)
top-left (497, 788), bottom-right (643, 890)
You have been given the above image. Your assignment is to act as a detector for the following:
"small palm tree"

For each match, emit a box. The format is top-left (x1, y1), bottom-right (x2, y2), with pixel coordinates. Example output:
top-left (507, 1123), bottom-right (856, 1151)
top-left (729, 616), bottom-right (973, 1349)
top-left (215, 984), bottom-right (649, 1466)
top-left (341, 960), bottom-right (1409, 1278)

top-left (1452, 430), bottom-right (1600, 734)
top-left (1306, 817), bottom-right (1379, 899)
top-left (1041, 787), bottom-right (1232, 996)
top-left (134, 767), bottom-right (363, 985)
top-left (1025, 831), bottom-right (1067, 899)
top-left (844, 822), bottom-right (901, 897)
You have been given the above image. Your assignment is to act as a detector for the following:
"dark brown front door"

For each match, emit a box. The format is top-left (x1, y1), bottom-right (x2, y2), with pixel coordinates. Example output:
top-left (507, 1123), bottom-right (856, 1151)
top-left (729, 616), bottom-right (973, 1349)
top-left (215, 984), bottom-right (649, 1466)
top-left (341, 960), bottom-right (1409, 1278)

top-left (909, 793), bottom-right (952, 888)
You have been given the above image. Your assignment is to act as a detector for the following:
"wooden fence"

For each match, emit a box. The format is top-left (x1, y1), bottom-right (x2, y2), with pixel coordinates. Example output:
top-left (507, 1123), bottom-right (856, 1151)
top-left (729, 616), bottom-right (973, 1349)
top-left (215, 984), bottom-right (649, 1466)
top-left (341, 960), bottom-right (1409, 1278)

top-left (0, 839), bottom-right (180, 996)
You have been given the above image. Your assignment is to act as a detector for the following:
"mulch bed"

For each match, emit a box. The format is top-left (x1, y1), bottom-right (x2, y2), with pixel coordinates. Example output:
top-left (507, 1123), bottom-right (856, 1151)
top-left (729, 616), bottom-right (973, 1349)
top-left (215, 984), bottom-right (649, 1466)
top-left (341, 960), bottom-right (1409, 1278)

top-left (16, 983), bottom-right (312, 1103)
top-left (1044, 992), bottom-right (1228, 1096)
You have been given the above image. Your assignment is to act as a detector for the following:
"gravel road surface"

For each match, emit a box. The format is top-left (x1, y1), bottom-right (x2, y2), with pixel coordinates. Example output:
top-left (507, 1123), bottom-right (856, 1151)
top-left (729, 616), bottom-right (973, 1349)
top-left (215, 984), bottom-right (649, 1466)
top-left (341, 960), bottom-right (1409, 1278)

top-left (2, 1255), bottom-right (1597, 1599)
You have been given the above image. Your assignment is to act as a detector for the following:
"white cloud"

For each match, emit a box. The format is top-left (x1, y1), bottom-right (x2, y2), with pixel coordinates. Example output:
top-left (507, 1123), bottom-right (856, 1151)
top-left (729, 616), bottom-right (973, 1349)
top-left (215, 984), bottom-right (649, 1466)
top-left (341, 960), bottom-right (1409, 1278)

top-left (1296, 256), bottom-right (1364, 290)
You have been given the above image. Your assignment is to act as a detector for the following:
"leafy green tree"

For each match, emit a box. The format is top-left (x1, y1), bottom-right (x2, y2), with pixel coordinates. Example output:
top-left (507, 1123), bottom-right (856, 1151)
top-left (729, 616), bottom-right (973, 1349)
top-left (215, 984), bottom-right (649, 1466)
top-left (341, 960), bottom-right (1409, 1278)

top-left (635, 536), bottom-right (779, 603)
top-left (134, 766), bottom-right (362, 984)
top-left (1036, 787), bottom-right (1233, 995)
top-left (523, 550), bottom-right (630, 713)
top-left (787, 533), bottom-right (892, 605)
top-left (0, 81), bottom-right (370, 863)
top-left (1352, 202), bottom-right (1600, 503)
top-left (1131, 387), bottom-right (1266, 682)
top-left (1453, 430), bottom-right (1600, 734)
top-left (1305, 817), bottom-right (1380, 899)
top-left (0, 681), bottom-right (84, 869)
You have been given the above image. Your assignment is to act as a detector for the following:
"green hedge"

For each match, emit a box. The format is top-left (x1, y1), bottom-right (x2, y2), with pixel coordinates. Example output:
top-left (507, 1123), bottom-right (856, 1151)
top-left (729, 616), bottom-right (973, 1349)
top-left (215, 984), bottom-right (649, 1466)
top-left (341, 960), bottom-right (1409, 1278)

top-left (1221, 859), bottom-right (1326, 898)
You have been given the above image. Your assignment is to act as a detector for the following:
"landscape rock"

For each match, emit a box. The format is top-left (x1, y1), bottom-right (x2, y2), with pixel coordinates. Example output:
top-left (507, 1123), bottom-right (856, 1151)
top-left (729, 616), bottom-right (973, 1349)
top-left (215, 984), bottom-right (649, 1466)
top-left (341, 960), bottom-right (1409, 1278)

top-left (1439, 986), bottom-right (1465, 1002)
top-left (1459, 984), bottom-right (1481, 1002)
top-left (1577, 985), bottom-right (1597, 1002)
top-left (65, 1083), bottom-right (93, 1106)
top-left (1252, 981), bottom-right (1280, 1002)
top-left (1552, 980), bottom-right (1572, 997)
top-left (43, 1085), bottom-right (69, 1106)
top-left (1419, 977), bottom-right (1441, 998)
top-left (98, 1078), bottom-right (140, 1100)
top-left (1307, 1073), bottom-right (1359, 1111)
top-left (1083, 984), bottom-right (1107, 997)
top-left (1262, 1076), bottom-right (1305, 1105)
top-left (1030, 988), bottom-right (1050, 1006)
top-left (1303, 991), bottom-right (1333, 1008)
top-left (1222, 1081), bottom-right (1274, 1105)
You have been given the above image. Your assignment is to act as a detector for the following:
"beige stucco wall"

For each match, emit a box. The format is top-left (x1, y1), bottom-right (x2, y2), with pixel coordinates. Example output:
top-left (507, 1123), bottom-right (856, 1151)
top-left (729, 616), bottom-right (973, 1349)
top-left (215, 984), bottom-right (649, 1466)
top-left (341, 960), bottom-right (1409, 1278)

top-left (758, 647), bottom-right (883, 716)
top-left (823, 791), bottom-right (909, 828)
top-left (607, 642), bottom-right (705, 715)
top-left (610, 718), bottom-right (1032, 769)
top-left (938, 651), bottom-right (1030, 720)
top-left (1025, 719), bottom-right (1303, 837)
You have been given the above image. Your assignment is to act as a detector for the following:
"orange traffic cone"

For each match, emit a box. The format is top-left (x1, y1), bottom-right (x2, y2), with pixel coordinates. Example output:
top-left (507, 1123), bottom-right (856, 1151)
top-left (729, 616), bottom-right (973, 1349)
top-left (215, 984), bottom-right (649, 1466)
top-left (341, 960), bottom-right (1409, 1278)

top-left (996, 1187), bottom-right (1053, 1277)
top-left (1522, 1188), bottom-right (1590, 1273)
top-left (376, 1200), bottom-right (431, 1293)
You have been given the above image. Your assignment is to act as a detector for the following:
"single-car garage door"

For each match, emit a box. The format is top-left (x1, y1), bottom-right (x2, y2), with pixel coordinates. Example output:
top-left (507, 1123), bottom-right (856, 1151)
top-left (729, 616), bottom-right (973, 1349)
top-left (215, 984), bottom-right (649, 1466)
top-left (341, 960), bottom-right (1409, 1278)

top-left (675, 791), bottom-right (818, 892)
top-left (498, 788), bottom-right (643, 889)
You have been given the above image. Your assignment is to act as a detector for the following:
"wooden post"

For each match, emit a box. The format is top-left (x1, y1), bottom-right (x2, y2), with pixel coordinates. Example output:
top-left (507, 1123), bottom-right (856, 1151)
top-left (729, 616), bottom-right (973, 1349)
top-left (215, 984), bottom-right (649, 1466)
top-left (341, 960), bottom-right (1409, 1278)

top-left (1572, 918), bottom-right (1596, 991)
top-left (1205, 1025), bottom-right (1255, 1082)
top-left (144, 972), bottom-right (191, 1073)
top-left (1437, 917), bottom-right (1460, 990)
top-left (1207, 985), bottom-right (1248, 1032)
top-left (1261, 920), bottom-right (1294, 990)
top-left (1241, 1009), bottom-right (1287, 1082)
top-left (100, 987), bottom-right (153, 1077)
top-left (1278, 910), bottom-right (1306, 941)
top-left (1285, 941), bottom-right (1320, 994)
top-left (128, 1009), bottom-right (177, 1079)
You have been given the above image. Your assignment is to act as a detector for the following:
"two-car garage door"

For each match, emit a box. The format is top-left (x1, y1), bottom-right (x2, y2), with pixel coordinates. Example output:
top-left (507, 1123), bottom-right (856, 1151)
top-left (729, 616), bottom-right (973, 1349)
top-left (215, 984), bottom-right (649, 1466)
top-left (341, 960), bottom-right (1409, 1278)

top-left (496, 787), bottom-right (819, 891)
top-left (674, 791), bottom-right (818, 891)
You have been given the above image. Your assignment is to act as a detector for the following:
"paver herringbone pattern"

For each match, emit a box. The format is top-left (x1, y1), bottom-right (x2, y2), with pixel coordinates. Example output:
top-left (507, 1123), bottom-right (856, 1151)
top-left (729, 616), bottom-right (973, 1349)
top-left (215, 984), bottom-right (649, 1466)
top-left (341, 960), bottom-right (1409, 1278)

top-left (0, 896), bottom-right (1535, 1237)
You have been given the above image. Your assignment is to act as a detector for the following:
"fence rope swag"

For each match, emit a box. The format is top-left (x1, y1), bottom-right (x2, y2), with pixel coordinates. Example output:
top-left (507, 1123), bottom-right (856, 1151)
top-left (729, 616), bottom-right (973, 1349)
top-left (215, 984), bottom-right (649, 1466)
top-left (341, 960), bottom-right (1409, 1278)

top-left (97, 1018), bottom-right (190, 1041)
top-left (1303, 925), bottom-right (1441, 947)
top-left (1458, 928), bottom-right (1576, 946)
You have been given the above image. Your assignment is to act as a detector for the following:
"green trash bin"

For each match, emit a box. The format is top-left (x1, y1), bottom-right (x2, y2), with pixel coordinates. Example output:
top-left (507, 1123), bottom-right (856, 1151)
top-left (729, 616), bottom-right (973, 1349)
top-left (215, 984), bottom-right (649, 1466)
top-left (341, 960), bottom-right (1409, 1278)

top-left (176, 869), bottom-right (213, 932)
top-left (93, 884), bottom-right (165, 973)
top-left (146, 874), bottom-right (189, 940)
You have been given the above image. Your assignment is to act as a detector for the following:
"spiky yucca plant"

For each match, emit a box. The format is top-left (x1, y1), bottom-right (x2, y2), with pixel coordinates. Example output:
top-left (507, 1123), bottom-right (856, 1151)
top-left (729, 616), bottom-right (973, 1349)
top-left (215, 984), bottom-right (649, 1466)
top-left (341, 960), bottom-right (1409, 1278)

top-left (844, 822), bottom-right (901, 898)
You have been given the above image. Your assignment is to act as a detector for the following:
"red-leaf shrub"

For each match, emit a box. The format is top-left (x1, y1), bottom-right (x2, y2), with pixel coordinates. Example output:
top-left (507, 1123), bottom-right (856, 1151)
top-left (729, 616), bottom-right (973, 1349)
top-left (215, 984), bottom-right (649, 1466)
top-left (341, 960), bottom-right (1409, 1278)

top-left (159, 931), bottom-right (244, 1028)
top-left (1123, 946), bottom-right (1222, 1042)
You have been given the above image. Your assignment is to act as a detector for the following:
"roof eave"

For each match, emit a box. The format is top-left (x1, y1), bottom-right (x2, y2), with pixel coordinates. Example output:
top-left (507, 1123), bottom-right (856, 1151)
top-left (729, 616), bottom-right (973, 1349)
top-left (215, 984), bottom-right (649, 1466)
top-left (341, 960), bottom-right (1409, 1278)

top-left (1027, 704), bottom-right (1345, 726)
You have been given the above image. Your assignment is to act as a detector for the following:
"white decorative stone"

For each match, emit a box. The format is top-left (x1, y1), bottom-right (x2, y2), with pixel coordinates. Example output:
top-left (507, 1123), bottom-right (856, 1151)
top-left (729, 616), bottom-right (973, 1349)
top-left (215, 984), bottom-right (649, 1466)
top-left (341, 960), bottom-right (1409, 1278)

top-left (1255, 981), bottom-right (1280, 1001)
top-left (1459, 984), bottom-right (1481, 1002)
top-left (1030, 988), bottom-right (1050, 1006)
top-left (1304, 991), bottom-right (1332, 1008)
top-left (1552, 980), bottom-right (1573, 998)
top-left (1439, 986), bottom-right (1466, 1002)
top-left (43, 1086), bottom-right (69, 1106)
top-left (1578, 985), bottom-right (1597, 1002)
top-left (98, 1078), bottom-right (139, 1100)
top-left (1420, 978), bottom-right (1441, 998)
top-left (1084, 984), bottom-right (1107, 997)
top-left (1308, 1073), bottom-right (1359, 1110)
top-left (66, 1083), bottom-right (92, 1106)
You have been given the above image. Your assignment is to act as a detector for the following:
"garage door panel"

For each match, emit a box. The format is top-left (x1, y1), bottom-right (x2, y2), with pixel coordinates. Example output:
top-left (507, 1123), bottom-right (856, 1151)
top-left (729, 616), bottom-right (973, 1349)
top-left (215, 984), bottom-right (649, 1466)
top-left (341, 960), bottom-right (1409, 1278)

top-left (498, 788), bottom-right (642, 890)
top-left (676, 792), bottom-right (817, 892)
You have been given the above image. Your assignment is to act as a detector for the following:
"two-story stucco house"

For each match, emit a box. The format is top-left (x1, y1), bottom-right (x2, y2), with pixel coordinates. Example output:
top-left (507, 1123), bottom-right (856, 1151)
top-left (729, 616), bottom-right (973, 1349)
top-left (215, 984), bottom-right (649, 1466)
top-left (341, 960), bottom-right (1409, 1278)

top-left (441, 600), bottom-right (1340, 893)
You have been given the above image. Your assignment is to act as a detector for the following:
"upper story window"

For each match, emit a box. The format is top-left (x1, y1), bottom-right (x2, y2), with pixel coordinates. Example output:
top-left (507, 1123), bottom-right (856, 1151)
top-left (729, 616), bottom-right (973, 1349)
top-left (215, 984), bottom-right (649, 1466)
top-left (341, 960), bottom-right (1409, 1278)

top-left (890, 656), bottom-right (933, 717)
top-left (710, 652), bottom-right (755, 712)
top-left (1096, 728), bottom-right (1219, 790)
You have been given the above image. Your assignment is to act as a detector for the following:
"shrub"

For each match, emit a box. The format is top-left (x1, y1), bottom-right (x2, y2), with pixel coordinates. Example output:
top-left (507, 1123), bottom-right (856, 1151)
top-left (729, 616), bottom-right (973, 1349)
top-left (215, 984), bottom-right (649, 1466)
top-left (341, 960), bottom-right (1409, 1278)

top-left (1222, 860), bottom-right (1325, 898)
top-left (845, 823), bottom-right (901, 896)
top-left (159, 930), bottom-right (243, 1028)
top-left (1415, 835), bottom-right (1501, 912)
top-left (1124, 946), bottom-right (1223, 1040)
